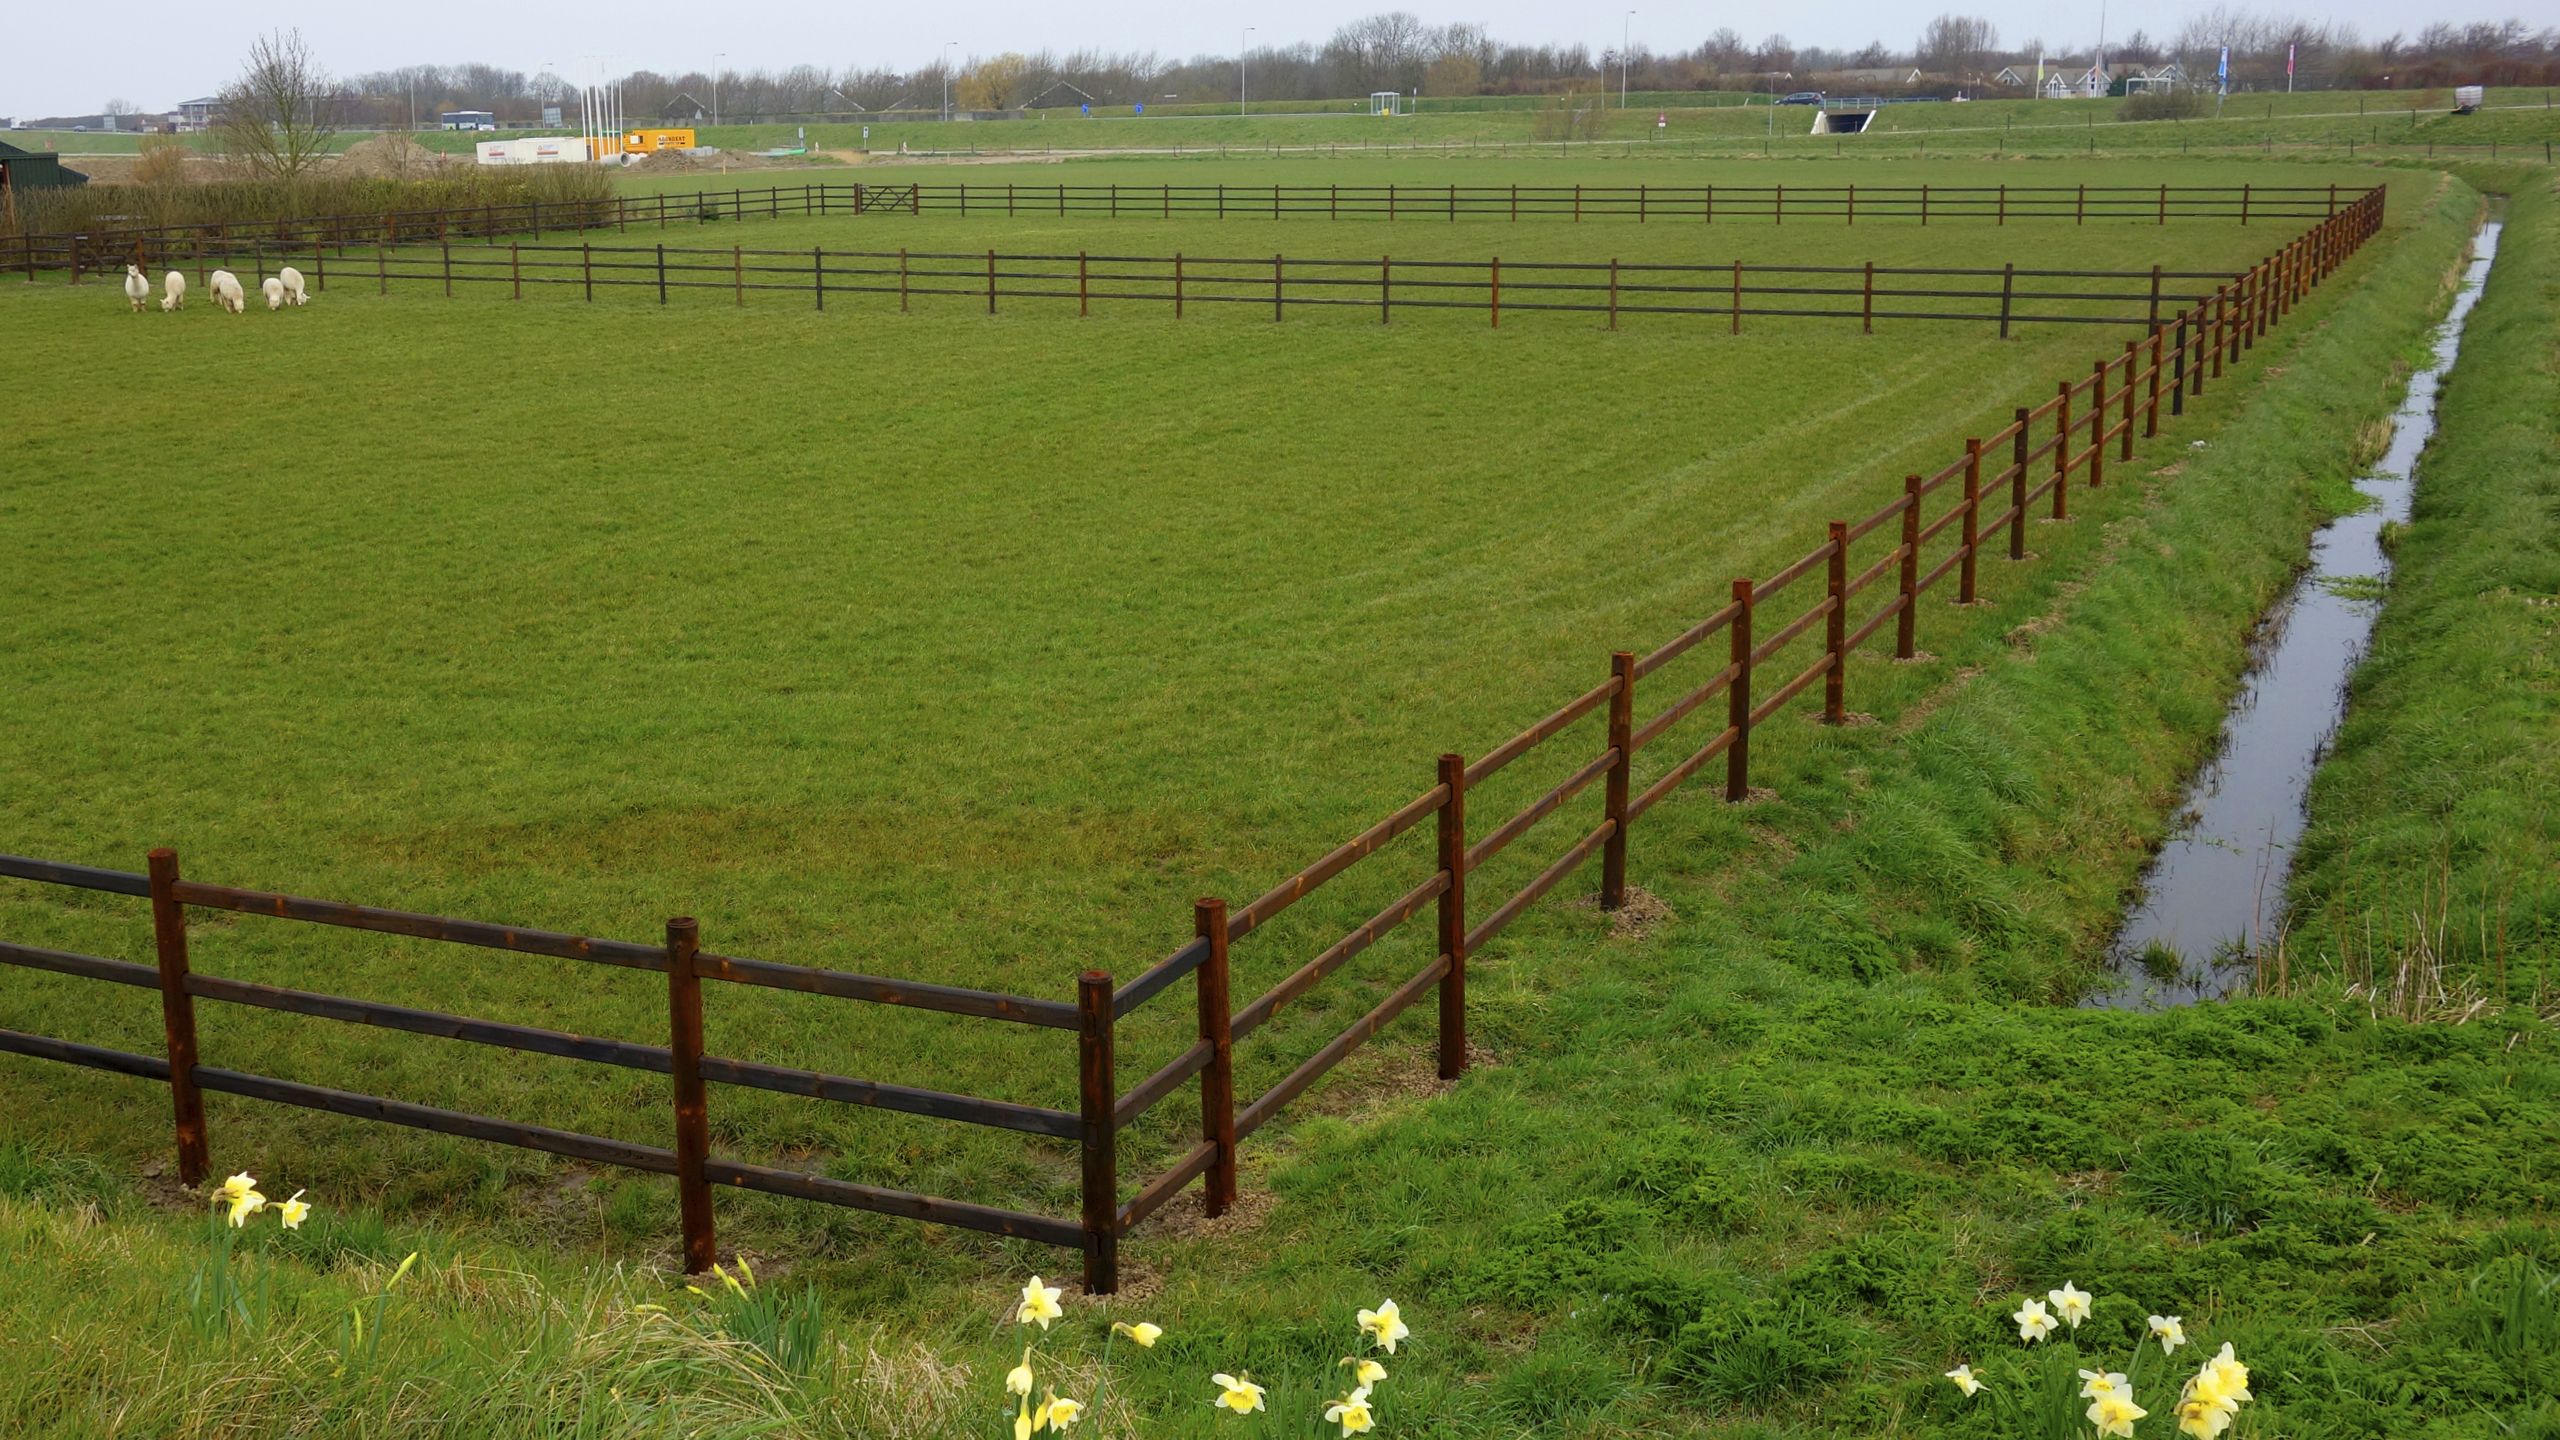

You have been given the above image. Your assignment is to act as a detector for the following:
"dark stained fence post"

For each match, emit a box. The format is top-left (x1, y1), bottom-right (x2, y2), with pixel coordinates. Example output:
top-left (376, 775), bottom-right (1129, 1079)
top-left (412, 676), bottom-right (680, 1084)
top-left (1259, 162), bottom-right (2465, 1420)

top-left (1896, 475), bottom-right (1922, 659)
top-left (2172, 314), bottom-right (2188, 415)
top-left (1081, 252), bottom-right (1090, 317)
top-left (2121, 342), bottom-right (2140, 461)
top-left (2146, 328), bottom-right (2163, 436)
top-left (987, 250), bottom-right (997, 315)
top-left (2010, 408), bottom-right (2031, 560)
top-left (584, 243), bottom-right (593, 302)
top-left (814, 247), bottom-right (824, 311)
top-left (1436, 752), bottom-right (1468, 1080)
top-left (656, 244), bottom-right (667, 305)
top-left (2053, 380), bottom-right (2074, 519)
top-left (1960, 439), bottom-right (1982, 604)
top-left (146, 848), bottom-right (209, 1187)
top-left (1862, 260), bottom-right (1873, 334)
top-left (2089, 360), bottom-right (2110, 488)
top-left (1272, 254), bottom-right (1283, 323)
top-left (1602, 654), bottom-right (1635, 908)
top-left (1726, 578), bottom-right (1754, 803)
top-left (1825, 524), bottom-right (1850, 724)
top-left (1731, 259), bottom-right (1741, 335)
top-left (1195, 900), bottom-right (1237, 1215)
top-left (1175, 253), bottom-right (1185, 319)
top-left (1494, 256), bottom-right (1504, 329)
top-left (1380, 255), bottom-right (1391, 325)
top-left (1078, 971), bottom-right (1119, 1294)
top-left (666, 916), bottom-right (715, 1274)
top-left (1998, 263), bottom-right (2014, 340)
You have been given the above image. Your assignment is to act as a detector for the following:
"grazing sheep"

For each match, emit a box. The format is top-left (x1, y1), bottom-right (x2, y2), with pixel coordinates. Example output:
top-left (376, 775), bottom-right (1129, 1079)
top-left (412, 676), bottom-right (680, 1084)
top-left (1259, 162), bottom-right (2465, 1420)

top-left (277, 266), bottom-right (309, 305)
top-left (261, 276), bottom-right (286, 311)
top-left (123, 264), bottom-right (151, 312)
top-left (161, 270), bottom-right (186, 312)
top-left (208, 269), bottom-right (245, 314)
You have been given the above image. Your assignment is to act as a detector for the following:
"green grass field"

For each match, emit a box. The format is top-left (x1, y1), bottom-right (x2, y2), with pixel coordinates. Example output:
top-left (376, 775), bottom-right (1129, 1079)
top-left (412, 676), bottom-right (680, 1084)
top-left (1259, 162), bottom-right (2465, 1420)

top-left (5, 157), bottom-right (2550, 1436)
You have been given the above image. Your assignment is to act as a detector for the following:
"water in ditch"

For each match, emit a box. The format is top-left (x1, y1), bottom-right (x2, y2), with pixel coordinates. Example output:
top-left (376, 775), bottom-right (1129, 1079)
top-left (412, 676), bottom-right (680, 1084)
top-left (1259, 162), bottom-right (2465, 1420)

top-left (2086, 218), bottom-right (2503, 1010)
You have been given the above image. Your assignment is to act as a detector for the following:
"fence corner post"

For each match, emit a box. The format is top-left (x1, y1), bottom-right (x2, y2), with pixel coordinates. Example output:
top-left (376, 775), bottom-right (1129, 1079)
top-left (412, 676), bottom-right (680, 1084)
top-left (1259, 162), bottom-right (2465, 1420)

top-left (1195, 901), bottom-right (1237, 1216)
top-left (1896, 476), bottom-right (1923, 659)
top-left (1601, 657), bottom-right (1636, 906)
top-left (1726, 579), bottom-right (1755, 803)
top-left (1824, 525), bottom-right (1850, 723)
top-left (665, 916), bottom-right (715, 1274)
top-left (146, 847), bottom-right (208, 1187)
top-left (1436, 754), bottom-right (1470, 1079)
top-left (1078, 970), bottom-right (1119, 1295)
top-left (1960, 440), bottom-right (1982, 604)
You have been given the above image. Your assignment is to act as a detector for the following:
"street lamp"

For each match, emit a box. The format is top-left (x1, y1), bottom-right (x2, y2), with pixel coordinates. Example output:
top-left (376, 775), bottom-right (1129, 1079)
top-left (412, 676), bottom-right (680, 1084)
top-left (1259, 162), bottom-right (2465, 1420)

top-left (1240, 27), bottom-right (1254, 117)
top-left (944, 42), bottom-right (958, 121)
top-left (1766, 71), bottom-right (1790, 134)
top-left (713, 53), bottom-right (725, 127)
top-left (1622, 12), bottom-right (1634, 109)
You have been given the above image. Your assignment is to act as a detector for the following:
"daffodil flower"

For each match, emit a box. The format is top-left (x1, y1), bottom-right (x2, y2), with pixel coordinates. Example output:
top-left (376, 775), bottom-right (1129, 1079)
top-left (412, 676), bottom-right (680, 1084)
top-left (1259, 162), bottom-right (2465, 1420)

top-left (1039, 1391), bottom-right (1083, 1431)
top-left (2079, 1369), bottom-right (2129, 1399)
top-left (1112, 1320), bottom-right (1163, 1348)
top-left (1211, 1373), bottom-right (1267, 1414)
top-left (2048, 1282), bottom-right (2093, 1329)
top-left (2148, 1313), bottom-right (2187, 1354)
top-left (1324, 1385), bottom-right (1376, 1435)
top-left (1341, 1356), bottom-right (1387, 1387)
top-left (211, 1172), bottom-right (258, 1206)
top-left (1356, 1299), bottom-right (1410, 1354)
top-left (224, 1185), bottom-right (267, 1227)
top-left (2086, 1391), bottom-right (2148, 1438)
top-left (2012, 1298), bottom-right (2058, 1342)
top-left (2175, 1394), bottom-right (2236, 1439)
top-left (2206, 1342), bottom-right (2252, 1402)
top-left (1944, 1363), bottom-right (1983, 1397)
top-left (1017, 1275), bottom-right (1064, 1330)
top-left (276, 1190), bottom-right (311, 1230)
top-left (1015, 1393), bottom-right (1036, 1440)
top-left (1007, 1348), bottom-right (1036, 1397)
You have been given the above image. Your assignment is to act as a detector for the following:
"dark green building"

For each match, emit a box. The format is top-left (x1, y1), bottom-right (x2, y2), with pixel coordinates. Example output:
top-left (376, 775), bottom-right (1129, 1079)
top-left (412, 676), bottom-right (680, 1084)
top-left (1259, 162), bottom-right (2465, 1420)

top-left (0, 140), bottom-right (90, 191)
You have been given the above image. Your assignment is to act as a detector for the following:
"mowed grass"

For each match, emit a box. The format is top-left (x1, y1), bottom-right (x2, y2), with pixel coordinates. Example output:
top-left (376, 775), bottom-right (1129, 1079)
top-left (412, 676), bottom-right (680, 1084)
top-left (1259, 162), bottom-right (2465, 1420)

top-left (0, 161), bottom-right (2412, 1229)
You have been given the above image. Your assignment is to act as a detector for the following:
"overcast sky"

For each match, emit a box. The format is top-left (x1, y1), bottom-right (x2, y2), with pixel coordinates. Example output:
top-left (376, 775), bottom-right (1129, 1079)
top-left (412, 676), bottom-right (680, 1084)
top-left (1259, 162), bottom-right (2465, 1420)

top-left (0, 0), bottom-right (2493, 119)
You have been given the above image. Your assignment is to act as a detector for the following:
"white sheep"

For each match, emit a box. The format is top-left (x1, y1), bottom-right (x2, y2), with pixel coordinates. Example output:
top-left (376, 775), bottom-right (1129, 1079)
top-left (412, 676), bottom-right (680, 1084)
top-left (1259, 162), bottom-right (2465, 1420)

top-left (161, 270), bottom-right (186, 312)
top-left (208, 269), bottom-right (245, 314)
top-left (261, 276), bottom-right (286, 311)
top-left (123, 264), bottom-right (151, 312)
top-left (277, 265), bottom-right (310, 305)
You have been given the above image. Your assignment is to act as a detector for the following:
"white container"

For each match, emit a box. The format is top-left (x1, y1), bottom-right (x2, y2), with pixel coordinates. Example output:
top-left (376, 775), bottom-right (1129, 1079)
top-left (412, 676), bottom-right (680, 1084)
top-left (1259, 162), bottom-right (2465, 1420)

top-left (2454, 85), bottom-right (2484, 112)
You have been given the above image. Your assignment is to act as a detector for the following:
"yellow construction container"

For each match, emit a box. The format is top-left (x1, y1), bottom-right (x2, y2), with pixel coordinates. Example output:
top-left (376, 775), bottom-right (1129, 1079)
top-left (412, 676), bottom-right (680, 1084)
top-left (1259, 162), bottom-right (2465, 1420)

top-left (621, 128), bottom-right (698, 153)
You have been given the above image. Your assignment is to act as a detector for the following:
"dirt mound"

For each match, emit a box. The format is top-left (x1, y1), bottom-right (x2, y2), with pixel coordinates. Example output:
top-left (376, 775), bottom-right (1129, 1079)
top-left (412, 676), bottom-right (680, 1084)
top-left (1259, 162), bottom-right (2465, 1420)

top-left (625, 147), bottom-right (784, 175)
top-left (338, 133), bottom-right (466, 181)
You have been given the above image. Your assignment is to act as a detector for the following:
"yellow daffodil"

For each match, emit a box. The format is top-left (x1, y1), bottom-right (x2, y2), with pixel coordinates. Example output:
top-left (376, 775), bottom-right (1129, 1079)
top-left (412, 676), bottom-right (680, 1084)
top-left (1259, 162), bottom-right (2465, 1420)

top-left (276, 1190), bottom-right (310, 1230)
top-left (1043, 1391), bottom-right (1084, 1431)
top-left (224, 1184), bottom-right (267, 1227)
top-left (2149, 1313), bottom-right (2188, 1354)
top-left (1017, 1275), bottom-right (1065, 1330)
top-left (211, 1172), bottom-right (258, 1205)
top-left (2086, 1391), bottom-right (2148, 1438)
top-left (2206, 1342), bottom-right (2252, 1402)
top-left (2175, 1393), bottom-right (2236, 1439)
top-left (1211, 1372), bottom-right (1267, 1414)
top-left (1356, 1299), bottom-right (1410, 1354)
top-left (1341, 1356), bottom-right (1388, 1386)
top-left (2012, 1298), bottom-right (2058, 1343)
top-left (1112, 1320), bottom-right (1163, 1348)
top-left (2048, 1282), bottom-right (2093, 1329)
top-left (1007, 1348), bottom-right (1036, 1397)
top-left (1944, 1363), bottom-right (1983, 1397)
top-left (712, 1262), bottom-right (749, 1298)
top-left (2079, 1369), bottom-right (2130, 1399)
top-left (1015, 1393), bottom-right (1036, 1440)
top-left (1325, 1385), bottom-right (1377, 1435)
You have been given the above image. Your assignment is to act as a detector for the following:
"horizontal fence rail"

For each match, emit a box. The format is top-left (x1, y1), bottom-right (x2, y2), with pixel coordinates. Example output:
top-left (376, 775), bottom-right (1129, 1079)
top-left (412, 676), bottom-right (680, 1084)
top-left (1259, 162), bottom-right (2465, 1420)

top-left (0, 188), bottom-right (2382, 1295)
top-left (13, 182), bottom-right (2382, 288)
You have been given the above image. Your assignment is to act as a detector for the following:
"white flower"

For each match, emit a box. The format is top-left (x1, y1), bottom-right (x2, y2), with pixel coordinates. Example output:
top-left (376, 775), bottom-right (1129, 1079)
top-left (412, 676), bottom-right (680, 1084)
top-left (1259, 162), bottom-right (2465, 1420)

top-left (2049, 1282), bottom-right (2093, 1329)
top-left (2014, 1298), bottom-right (2059, 1342)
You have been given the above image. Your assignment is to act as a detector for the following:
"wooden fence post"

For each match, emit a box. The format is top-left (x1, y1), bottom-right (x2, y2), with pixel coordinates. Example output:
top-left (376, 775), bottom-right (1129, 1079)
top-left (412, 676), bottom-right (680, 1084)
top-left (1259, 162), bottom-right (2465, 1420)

top-left (2172, 315), bottom-right (2188, 415)
top-left (656, 244), bottom-right (667, 306)
top-left (2088, 361), bottom-right (2109, 488)
top-left (377, 242), bottom-right (386, 297)
top-left (1960, 439), bottom-right (1982, 603)
top-left (1272, 254), bottom-right (1283, 322)
top-left (1081, 252), bottom-right (1091, 317)
top-left (1380, 255), bottom-right (1391, 325)
top-left (510, 242), bottom-right (520, 301)
top-left (1862, 260), bottom-right (1873, 335)
top-left (1078, 971), bottom-right (1119, 1295)
top-left (1726, 578), bottom-right (1754, 803)
top-left (1175, 253), bottom-right (1184, 319)
top-left (2053, 381), bottom-right (2073, 519)
top-left (1998, 263), bottom-right (2014, 340)
top-left (1602, 653), bottom-right (1635, 907)
top-left (1896, 475), bottom-right (1922, 659)
top-left (1494, 256), bottom-right (1505, 329)
top-left (2010, 409), bottom-right (2031, 560)
top-left (1195, 900), bottom-right (1237, 1214)
top-left (146, 848), bottom-right (209, 1187)
top-left (987, 250), bottom-right (997, 315)
top-left (1436, 753), bottom-right (1469, 1081)
top-left (1731, 259), bottom-right (1741, 335)
top-left (733, 246), bottom-right (743, 307)
top-left (1824, 524), bottom-right (1850, 723)
top-left (2121, 341), bottom-right (2140, 461)
top-left (441, 241), bottom-right (451, 299)
top-left (666, 916), bottom-right (715, 1274)
top-left (2146, 328), bottom-right (2164, 436)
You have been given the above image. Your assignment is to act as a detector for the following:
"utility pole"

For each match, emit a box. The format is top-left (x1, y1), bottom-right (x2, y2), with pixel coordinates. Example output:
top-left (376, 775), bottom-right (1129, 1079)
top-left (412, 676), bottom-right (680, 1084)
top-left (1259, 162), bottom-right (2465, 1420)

top-left (1240, 27), bottom-right (1253, 117)
top-left (944, 42), bottom-right (957, 122)
top-left (713, 53), bottom-right (725, 126)
top-left (1623, 12), bottom-right (1635, 108)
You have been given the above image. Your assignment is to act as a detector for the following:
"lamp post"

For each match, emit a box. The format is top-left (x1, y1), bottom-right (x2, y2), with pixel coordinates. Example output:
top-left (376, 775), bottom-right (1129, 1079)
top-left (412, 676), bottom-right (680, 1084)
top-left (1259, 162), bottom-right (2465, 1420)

top-left (944, 42), bottom-right (958, 122)
top-left (1622, 12), bottom-right (1634, 108)
top-left (713, 53), bottom-right (725, 127)
top-left (1240, 27), bottom-right (1254, 117)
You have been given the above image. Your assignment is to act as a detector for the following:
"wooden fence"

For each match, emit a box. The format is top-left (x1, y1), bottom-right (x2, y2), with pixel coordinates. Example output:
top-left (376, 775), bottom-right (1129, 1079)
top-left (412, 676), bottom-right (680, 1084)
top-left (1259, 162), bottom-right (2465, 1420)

top-left (0, 187), bottom-right (2382, 1294)
top-left (12, 182), bottom-right (2380, 286)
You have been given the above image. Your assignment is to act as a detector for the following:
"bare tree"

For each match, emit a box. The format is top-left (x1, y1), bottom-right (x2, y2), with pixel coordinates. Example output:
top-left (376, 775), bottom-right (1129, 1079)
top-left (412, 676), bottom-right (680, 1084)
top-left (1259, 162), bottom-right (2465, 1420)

top-left (1916, 14), bottom-right (2000, 78)
top-left (216, 30), bottom-right (340, 179)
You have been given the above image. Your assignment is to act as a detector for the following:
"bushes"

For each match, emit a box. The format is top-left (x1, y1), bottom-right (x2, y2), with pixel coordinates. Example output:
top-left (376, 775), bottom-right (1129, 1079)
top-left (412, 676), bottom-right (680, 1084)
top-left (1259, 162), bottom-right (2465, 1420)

top-left (2121, 89), bottom-right (2205, 121)
top-left (2, 164), bottom-right (619, 240)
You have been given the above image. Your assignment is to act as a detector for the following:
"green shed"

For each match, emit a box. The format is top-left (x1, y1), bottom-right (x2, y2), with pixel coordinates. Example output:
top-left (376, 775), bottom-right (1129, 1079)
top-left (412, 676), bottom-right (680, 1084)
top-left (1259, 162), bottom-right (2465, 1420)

top-left (0, 141), bottom-right (90, 191)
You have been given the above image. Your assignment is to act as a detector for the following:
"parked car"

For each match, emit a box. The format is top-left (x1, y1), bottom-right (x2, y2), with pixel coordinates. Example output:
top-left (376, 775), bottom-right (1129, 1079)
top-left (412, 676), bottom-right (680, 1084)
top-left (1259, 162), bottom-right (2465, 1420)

top-left (1779, 91), bottom-right (1823, 105)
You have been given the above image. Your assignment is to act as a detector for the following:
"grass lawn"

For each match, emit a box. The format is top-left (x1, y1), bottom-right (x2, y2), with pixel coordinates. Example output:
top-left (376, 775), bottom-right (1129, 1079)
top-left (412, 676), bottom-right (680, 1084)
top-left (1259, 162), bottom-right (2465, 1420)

top-left (5, 158), bottom-right (2547, 1437)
